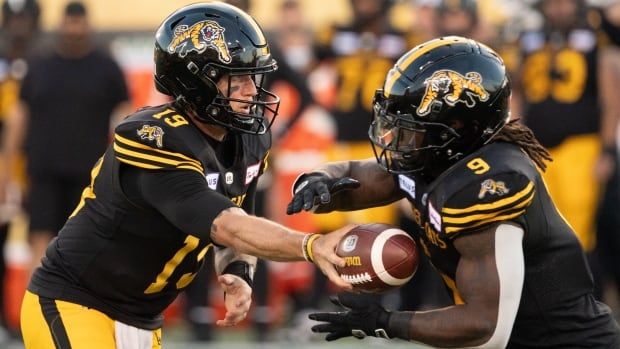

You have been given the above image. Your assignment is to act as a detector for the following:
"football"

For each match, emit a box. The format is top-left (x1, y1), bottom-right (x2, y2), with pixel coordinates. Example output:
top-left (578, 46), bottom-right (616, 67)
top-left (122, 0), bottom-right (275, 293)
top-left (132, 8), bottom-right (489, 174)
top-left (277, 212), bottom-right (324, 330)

top-left (336, 223), bottom-right (418, 293)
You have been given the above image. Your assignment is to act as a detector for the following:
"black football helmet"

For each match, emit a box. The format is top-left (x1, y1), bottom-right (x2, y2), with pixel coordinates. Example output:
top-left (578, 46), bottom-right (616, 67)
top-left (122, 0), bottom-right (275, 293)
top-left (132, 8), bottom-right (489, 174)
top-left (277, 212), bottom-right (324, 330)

top-left (154, 2), bottom-right (280, 134)
top-left (369, 36), bottom-right (510, 176)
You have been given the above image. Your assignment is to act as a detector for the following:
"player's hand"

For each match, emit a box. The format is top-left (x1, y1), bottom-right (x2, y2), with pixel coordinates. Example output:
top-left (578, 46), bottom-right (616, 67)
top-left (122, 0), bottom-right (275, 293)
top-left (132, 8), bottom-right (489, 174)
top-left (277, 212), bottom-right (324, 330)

top-left (309, 294), bottom-right (392, 341)
top-left (311, 225), bottom-right (355, 291)
top-left (286, 172), bottom-right (360, 215)
top-left (216, 274), bottom-right (252, 326)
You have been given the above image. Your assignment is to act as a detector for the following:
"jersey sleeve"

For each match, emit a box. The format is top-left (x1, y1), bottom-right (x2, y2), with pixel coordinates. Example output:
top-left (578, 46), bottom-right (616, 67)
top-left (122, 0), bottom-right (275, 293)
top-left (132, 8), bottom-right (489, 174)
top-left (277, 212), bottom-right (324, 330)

top-left (120, 165), bottom-right (235, 241)
top-left (441, 172), bottom-right (535, 238)
top-left (113, 117), bottom-right (204, 175)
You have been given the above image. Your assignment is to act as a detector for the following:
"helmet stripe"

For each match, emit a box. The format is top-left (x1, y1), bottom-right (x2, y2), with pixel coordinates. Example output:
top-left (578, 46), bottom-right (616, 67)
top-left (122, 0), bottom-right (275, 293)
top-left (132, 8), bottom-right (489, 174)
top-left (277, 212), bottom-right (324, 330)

top-left (383, 36), bottom-right (467, 97)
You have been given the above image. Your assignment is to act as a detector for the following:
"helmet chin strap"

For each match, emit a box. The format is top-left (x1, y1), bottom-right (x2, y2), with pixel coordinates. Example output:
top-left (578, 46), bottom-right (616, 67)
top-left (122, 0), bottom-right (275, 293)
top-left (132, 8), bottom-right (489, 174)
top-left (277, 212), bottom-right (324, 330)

top-left (175, 95), bottom-right (222, 128)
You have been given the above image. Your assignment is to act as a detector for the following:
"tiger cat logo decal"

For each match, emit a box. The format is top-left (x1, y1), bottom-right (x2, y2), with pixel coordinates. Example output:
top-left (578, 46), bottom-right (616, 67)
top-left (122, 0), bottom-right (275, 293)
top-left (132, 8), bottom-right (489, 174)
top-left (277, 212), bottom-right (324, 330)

top-left (478, 179), bottom-right (509, 199)
top-left (417, 70), bottom-right (489, 116)
top-left (137, 125), bottom-right (164, 148)
top-left (167, 20), bottom-right (231, 63)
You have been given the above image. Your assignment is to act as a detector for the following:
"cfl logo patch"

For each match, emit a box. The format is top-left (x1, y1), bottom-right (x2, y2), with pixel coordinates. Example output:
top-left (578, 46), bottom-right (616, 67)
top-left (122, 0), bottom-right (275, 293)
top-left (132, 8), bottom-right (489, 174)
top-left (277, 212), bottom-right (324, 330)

top-left (342, 235), bottom-right (358, 252)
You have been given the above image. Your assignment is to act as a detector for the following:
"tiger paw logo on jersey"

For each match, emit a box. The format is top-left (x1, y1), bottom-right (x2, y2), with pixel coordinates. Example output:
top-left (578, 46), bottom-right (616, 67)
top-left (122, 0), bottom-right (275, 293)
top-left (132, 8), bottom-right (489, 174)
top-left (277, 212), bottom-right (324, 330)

top-left (168, 20), bottom-right (231, 63)
top-left (478, 179), bottom-right (509, 199)
top-left (137, 125), bottom-right (164, 148)
top-left (417, 70), bottom-right (489, 116)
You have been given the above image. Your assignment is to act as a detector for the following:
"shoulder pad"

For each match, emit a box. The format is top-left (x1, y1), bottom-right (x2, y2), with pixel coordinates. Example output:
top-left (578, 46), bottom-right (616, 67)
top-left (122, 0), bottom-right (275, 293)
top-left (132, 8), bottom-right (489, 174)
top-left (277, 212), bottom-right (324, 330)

top-left (441, 171), bottom-right (534, 238)
top-left (432, 143), bottom-right (537, 238)
top-left (113, 107), bottom-right (204, 175)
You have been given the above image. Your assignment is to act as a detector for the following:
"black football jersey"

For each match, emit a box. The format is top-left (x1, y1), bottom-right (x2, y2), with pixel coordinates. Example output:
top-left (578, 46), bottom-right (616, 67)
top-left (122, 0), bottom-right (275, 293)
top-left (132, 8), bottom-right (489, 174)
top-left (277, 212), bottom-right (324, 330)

top-left (397, 142), bottom-right (619, 348)
top-left (314, 24), bottom-right (413, 141)
top-left (519, 27), bottom-right (602, 148)
top-left (28, 104), bottom-right (270, 329)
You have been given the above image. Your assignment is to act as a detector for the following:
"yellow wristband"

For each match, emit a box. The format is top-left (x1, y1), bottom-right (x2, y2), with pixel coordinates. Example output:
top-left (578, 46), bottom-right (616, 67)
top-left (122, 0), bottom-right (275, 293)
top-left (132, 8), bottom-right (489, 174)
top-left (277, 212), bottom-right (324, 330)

top-left (306, 234), bottom-right (322, 263)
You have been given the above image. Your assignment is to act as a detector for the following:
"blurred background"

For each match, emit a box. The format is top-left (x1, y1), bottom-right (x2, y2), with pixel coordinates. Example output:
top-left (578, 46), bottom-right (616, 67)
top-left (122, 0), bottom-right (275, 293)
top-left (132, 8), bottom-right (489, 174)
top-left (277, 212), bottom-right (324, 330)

top-left (0, 0), bottom-right (618, 348)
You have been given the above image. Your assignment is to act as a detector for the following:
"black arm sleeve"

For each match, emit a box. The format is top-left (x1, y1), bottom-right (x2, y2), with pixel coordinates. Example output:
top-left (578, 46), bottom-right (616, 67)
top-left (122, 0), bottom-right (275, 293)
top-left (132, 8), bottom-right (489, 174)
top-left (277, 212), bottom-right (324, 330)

top-left (120, 166), bottom-right (236, 240)
top-left (241, 179), bottom-right (257, 215)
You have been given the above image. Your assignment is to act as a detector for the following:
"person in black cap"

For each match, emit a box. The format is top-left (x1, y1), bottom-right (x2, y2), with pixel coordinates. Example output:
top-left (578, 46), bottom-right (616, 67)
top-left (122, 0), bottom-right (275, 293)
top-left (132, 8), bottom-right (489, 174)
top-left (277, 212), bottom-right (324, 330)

top-left (0, 0), bottom-right (40, 341)
top-left (1, 0), bottom-right (132, 277)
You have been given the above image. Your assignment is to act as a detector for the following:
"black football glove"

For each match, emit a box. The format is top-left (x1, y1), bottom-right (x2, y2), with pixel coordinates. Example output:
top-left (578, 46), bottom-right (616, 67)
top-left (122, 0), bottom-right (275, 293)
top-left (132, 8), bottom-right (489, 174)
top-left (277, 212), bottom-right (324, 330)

top-left (286, 172), bottom-right (360, 215)
top-left (309, 294), bottom-right (392, 341)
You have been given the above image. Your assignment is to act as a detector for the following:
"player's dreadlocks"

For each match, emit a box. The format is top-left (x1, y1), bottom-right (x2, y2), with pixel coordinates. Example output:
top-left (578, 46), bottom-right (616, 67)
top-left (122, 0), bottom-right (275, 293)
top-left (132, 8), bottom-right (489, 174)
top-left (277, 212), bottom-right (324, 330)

top-left (492, 119), bottom-right (553, 171)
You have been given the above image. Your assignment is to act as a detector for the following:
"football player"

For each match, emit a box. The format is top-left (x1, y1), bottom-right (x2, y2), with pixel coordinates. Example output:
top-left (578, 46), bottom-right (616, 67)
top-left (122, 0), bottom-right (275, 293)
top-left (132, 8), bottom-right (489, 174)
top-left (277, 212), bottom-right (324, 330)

top-left (515, 0), bottom-right (619, 280)
top-left (291, 36), bottom-right (620, 347)
top-left (19, 3), bottom-right (351, 348)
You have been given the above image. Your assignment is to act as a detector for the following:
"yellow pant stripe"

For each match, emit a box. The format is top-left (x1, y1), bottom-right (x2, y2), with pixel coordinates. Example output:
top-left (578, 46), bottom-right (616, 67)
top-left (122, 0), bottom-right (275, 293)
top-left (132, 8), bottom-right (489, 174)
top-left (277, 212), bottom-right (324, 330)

top-left (20, 291), bottom-right (162, 349)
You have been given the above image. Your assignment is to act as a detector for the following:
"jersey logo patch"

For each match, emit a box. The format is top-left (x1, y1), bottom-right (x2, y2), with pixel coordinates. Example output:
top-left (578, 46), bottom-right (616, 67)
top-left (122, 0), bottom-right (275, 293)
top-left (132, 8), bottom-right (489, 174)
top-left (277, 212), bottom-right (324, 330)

top-left (245, 162), bottom-right (261, 184)
top-left (168, 20), bottom-right (231, 63)
top-left (225, 172), bottom-right (234, 185)
top-left (137, 125), bottom-right (164, 148)
top-left (417, 70), bottom-right (489, 116)
top-left (428, 202), bottom-right (441, 232)
top-left (478, 179), bottom-right (510, 199)
top-left (206, 173), bottom-right (219, 190)
top-left (398, 175), bottom-right (416, 199)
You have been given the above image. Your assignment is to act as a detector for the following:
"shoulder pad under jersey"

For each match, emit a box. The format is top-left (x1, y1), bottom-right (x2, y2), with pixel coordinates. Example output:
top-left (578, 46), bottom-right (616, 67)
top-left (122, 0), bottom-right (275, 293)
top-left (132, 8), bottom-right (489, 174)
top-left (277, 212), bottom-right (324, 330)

top-left (433, 143), bottom-right (537, 238)
top-left (113, 106), bottom-right (204, 175)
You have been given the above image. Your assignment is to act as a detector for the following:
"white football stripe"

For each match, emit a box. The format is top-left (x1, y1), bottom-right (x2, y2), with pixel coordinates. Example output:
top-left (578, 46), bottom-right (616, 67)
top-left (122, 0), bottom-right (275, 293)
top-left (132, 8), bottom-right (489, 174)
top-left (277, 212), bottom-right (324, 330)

top-left (370, 228), bottom-right (415, 286)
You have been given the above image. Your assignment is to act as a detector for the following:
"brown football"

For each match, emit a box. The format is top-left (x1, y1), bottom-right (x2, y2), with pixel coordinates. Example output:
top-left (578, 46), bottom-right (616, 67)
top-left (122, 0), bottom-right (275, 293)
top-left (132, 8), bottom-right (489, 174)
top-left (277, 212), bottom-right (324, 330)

top-left (336, 223), bottom-right (418, 293)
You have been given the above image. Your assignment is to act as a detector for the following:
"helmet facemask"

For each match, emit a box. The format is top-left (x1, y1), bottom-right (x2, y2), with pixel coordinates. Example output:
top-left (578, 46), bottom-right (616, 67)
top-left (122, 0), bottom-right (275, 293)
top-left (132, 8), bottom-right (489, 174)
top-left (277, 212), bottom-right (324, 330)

top-left (195, 62), bottom-right (280, 135)
top-left (369, 91), bottom-right (460, 175)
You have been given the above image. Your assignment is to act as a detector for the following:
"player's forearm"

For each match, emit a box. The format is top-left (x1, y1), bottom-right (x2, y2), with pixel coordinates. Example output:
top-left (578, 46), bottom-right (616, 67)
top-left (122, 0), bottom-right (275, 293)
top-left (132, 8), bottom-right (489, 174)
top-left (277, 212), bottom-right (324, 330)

top-left (314, 159), bottom-right (402, 212)
top-left (211, 208), bottom-right (306, 262)
top-left (391, 306), bottom-right (495, 348)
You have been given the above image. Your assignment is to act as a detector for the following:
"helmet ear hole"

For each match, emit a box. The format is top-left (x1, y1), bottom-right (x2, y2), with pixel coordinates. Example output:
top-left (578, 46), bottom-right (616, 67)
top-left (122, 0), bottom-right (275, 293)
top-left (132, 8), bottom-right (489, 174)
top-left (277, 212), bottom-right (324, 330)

top-left (154, 76), bottom-right (172, 95)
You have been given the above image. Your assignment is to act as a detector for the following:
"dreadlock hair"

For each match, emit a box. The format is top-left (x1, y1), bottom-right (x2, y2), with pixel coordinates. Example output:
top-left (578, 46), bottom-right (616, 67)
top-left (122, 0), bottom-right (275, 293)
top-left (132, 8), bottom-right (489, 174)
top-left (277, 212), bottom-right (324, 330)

top-left (491, 119), bottom-right (553, 171)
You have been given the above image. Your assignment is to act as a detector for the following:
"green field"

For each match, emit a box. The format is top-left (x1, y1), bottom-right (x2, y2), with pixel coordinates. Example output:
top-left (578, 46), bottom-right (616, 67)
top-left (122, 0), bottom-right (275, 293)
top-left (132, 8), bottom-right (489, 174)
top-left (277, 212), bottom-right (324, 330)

top-left (5, 326), bottom-right (433, 349)
top-left (6, 338), bottom-right (431, 349)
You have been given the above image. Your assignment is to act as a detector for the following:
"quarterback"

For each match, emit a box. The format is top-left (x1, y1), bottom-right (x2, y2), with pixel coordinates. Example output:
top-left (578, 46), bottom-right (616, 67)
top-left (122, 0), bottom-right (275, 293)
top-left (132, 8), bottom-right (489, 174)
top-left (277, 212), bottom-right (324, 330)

top-left (19, 3), bottom-right (351, 349)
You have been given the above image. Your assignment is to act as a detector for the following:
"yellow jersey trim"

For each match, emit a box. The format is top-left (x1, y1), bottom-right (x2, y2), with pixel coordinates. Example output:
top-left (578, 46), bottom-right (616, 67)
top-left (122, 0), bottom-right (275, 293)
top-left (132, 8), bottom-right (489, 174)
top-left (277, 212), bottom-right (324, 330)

top-left (113, 143), bottom-right (203, 174)
top-left (442, 181), bottom-right (534, 216)
top-left (115, 134), bottom-right (203, 168)
top-left (445, 210), bottom-right (526, 234)
top-left (442, 189), bottom-right (534, 225)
